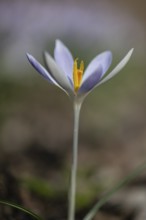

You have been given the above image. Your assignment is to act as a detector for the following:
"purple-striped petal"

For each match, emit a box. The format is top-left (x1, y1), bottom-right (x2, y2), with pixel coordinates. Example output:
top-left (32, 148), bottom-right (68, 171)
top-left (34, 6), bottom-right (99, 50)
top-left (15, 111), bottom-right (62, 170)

top-left (97, 48), bottom-right (134, 87)
top-left (79, 64), bottom-right (103, 94)
top-left (82, 51), bottom-right (112, 82)
top-left (54, 40), bottom-right (74, 80)
top-left (26, 53), bottom-right (58, 85)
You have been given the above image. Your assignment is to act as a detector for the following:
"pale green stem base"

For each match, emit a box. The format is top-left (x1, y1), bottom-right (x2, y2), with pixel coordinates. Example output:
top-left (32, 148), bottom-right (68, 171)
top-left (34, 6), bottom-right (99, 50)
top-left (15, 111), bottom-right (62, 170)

top-left (68, 101), bottom-right (82, 220)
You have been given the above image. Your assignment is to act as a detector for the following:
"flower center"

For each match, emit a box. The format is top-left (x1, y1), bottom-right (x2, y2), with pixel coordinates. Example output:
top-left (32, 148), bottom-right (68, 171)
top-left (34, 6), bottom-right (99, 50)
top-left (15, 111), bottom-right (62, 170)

top-left (73, 58), bottom-right (84, 92)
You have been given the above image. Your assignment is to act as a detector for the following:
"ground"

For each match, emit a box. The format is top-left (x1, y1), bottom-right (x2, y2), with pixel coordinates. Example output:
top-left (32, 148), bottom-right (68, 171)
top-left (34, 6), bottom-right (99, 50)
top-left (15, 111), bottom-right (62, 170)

top-left (0, 80), bottom-right (146, 220)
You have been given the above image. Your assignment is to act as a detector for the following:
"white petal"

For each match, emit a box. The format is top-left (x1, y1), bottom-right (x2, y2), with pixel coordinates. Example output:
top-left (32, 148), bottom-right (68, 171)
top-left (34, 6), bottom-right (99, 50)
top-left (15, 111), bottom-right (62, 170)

top-left (98, 48), bottom-right (134, 86)
top-left (54, 40), bottom-right (74, 79)
top-left (44, 52), bottom-right (73, 94)
top-left (82, 51), bottom-right (112, 82)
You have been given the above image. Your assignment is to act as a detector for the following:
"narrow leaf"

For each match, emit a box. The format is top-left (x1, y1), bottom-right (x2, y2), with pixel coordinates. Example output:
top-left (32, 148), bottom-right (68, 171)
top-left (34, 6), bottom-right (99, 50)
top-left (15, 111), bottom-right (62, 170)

top-left (83, 162), bottom-right (146, 220)
top-left (0, 200), bottom-right (43, 220)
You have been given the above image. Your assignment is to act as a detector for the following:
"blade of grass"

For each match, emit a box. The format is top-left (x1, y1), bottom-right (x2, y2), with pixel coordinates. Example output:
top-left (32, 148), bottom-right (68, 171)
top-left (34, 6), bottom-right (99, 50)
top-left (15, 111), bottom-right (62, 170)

top-left (0, 200), bottom-right (43, 220)
top-left (83, 162), bottom-right (146, 220)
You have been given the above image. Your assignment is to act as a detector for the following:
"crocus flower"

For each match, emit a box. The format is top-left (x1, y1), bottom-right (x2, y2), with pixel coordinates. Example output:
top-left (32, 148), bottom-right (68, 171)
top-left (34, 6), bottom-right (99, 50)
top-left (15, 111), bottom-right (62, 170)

top-left (27, 40), bottom-right (134, 220)
top-left (27, 40), bottom-right (133, 102)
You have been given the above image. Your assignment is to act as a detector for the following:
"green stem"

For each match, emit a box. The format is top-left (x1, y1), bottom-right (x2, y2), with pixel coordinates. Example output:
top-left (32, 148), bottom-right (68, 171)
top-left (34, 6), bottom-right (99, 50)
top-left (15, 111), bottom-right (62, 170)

top-left (68, 101), bottom-right (82, 220)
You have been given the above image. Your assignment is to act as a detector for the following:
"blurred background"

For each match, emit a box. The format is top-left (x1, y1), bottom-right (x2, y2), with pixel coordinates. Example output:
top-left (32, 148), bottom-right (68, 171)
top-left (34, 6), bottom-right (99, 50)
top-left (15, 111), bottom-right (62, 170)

top-left (0, 0), bottom-right (146, 219)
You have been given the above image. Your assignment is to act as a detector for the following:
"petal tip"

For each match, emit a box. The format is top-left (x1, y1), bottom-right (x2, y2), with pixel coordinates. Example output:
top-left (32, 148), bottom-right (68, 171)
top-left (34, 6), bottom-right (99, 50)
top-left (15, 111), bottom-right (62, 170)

top-left (26, 53), bottom-right (37, 64)
top-left (125, 48), bottom-right (134, 61)
top-left (26, 53), bottom-right (32, 60)
top-left (44, 51), bottom-right (51, 59)
top-left (55, 39), bottom-right (63, 48)
top-left (129, 48), bottom-right (134, 56)
top-left (124, 48), bottom-right (134, 63)
top-left (26, 53), bottom-right (36, 65)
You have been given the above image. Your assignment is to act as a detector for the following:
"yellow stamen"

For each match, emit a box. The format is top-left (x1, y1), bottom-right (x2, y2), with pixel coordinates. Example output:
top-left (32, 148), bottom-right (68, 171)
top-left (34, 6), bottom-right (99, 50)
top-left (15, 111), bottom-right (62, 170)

top-left (73, 58), bottom-right (84, 92)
